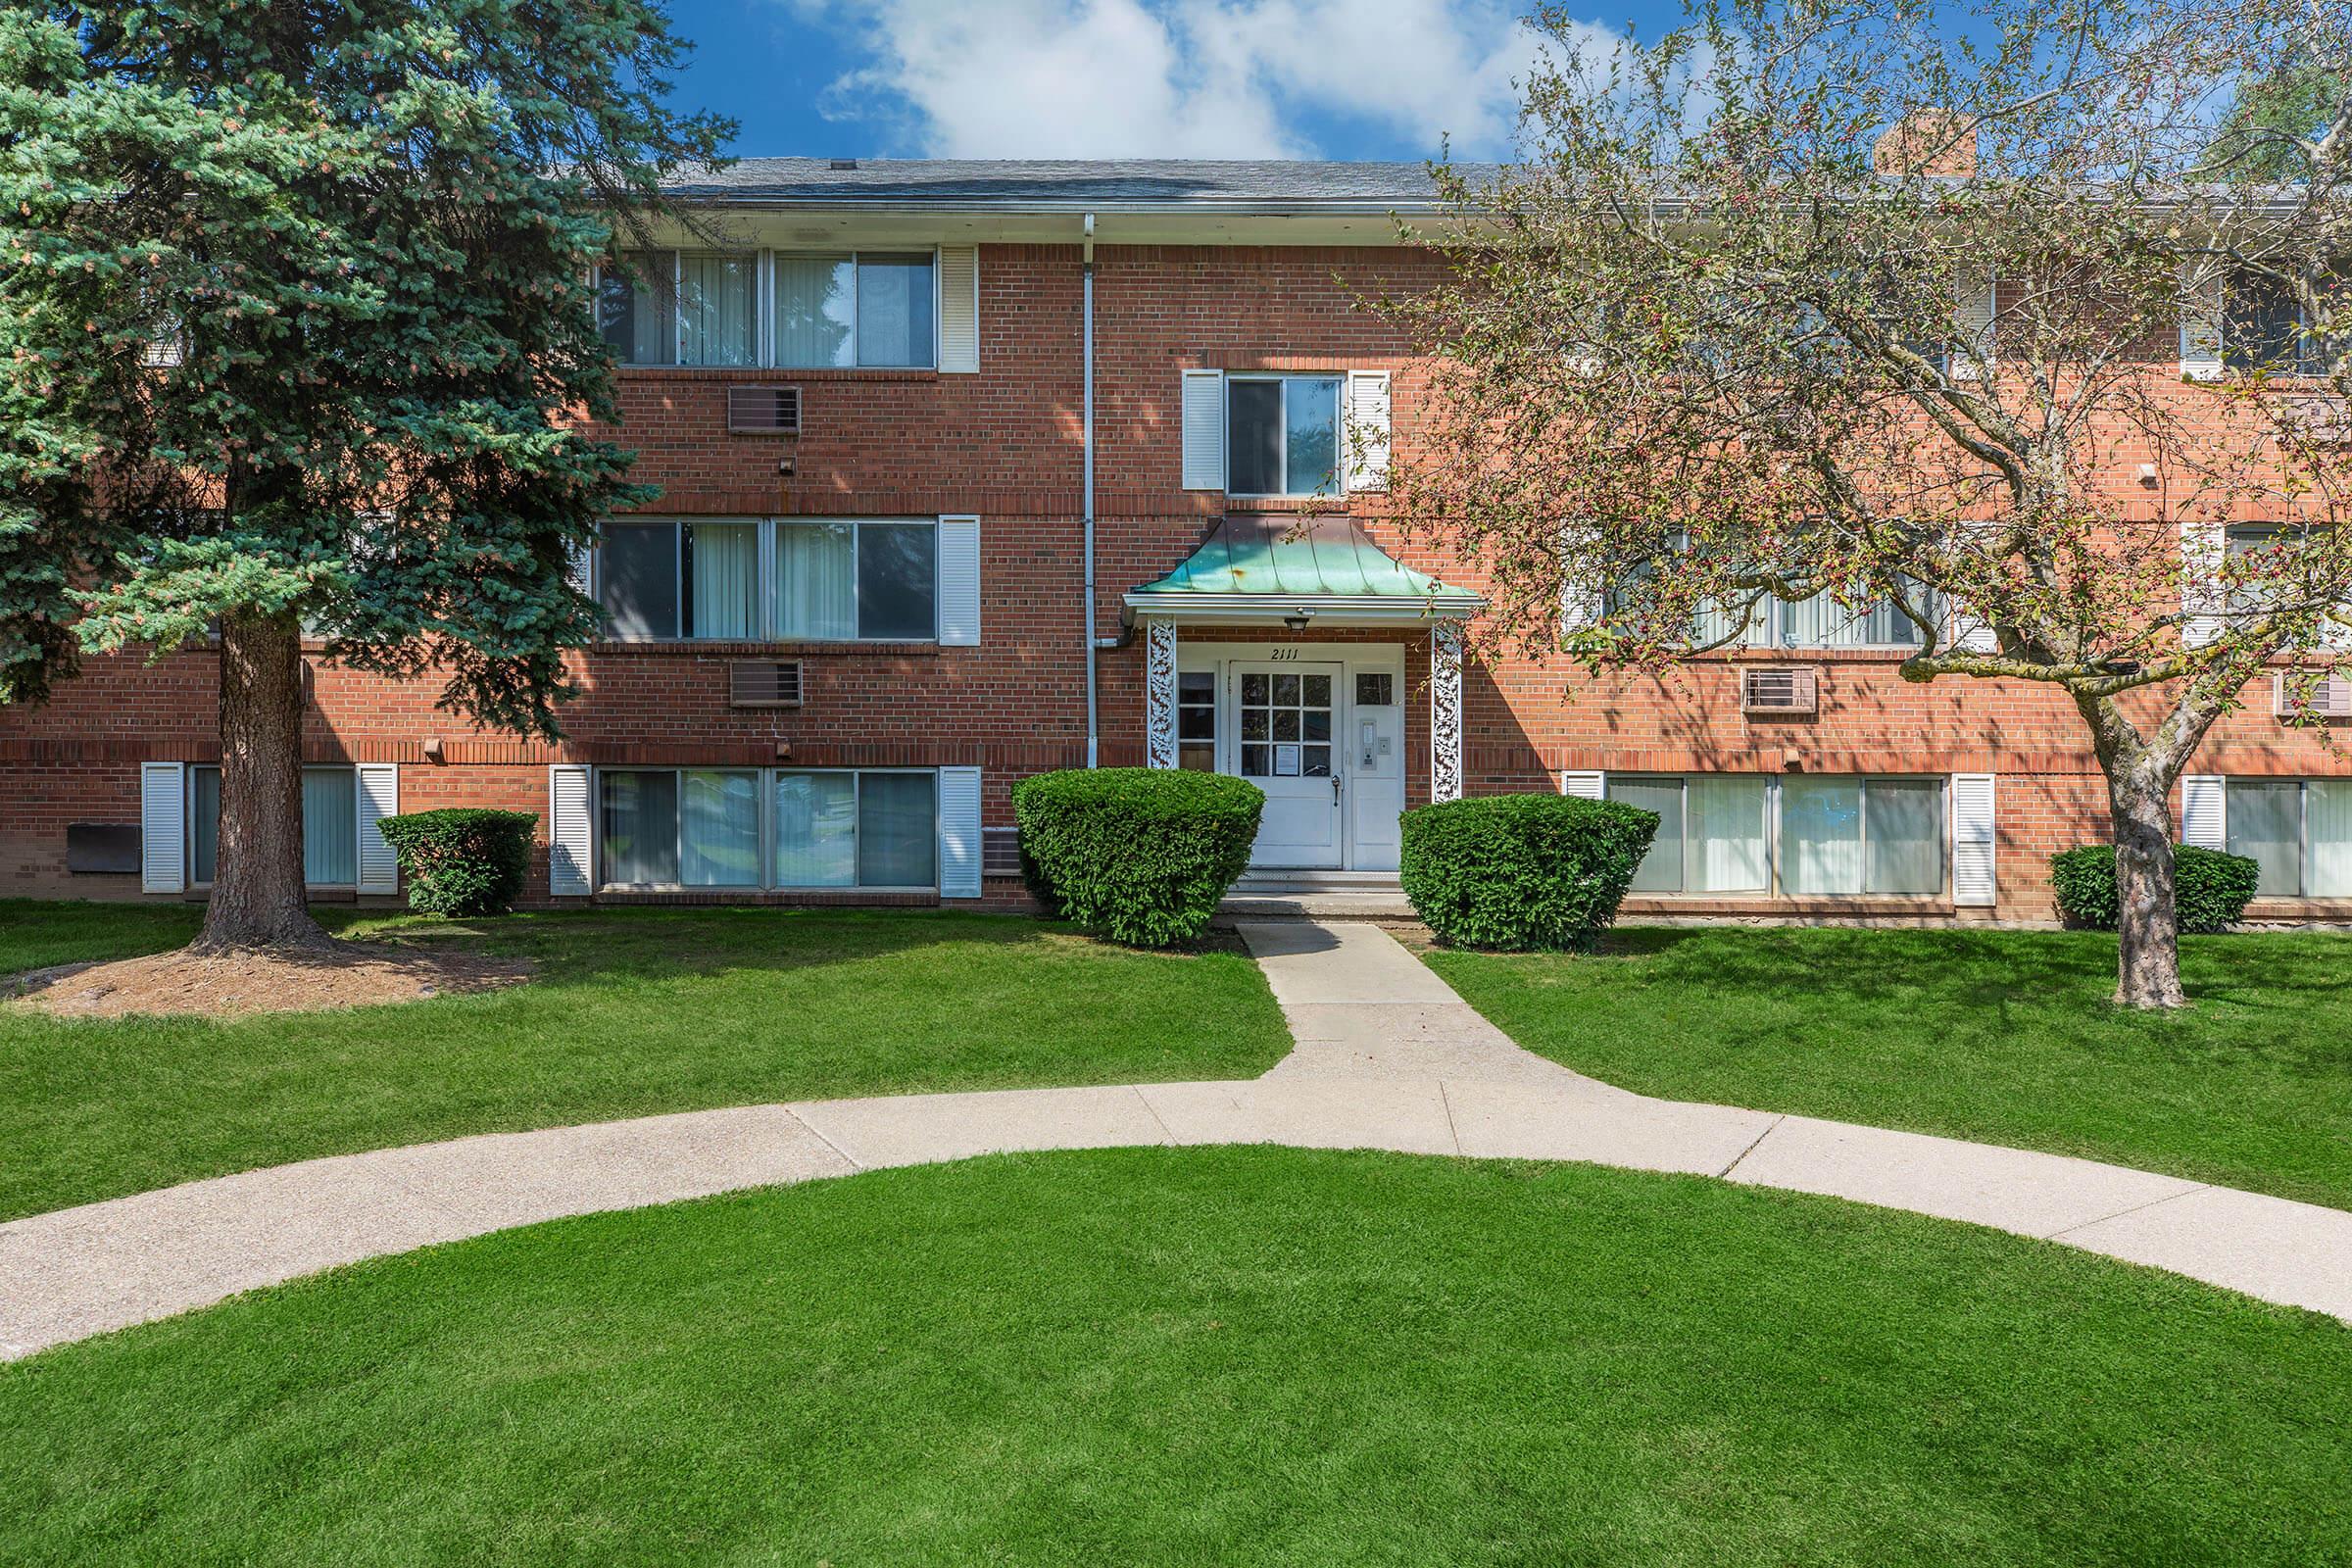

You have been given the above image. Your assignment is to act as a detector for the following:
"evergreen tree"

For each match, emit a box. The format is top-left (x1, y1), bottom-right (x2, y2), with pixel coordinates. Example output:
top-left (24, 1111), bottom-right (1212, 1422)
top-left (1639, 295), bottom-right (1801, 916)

top-left (0, 0), bottom-right (728, 949)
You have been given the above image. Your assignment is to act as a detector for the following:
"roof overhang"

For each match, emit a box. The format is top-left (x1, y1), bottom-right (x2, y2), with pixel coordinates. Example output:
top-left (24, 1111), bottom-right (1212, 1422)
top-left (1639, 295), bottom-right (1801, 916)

top-left (1122, 514), bottom-right (1484, 627)
top-left (1120, 592), bottom-right (1482, 627)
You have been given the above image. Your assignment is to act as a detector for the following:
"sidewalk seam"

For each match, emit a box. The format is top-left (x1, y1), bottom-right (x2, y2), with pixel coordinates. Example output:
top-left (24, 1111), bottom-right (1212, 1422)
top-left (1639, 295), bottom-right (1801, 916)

top-left (780, 1106), bottom-right (867, 1173)
top-left (1717, 1114), bottom-right (1787, 1180)
top-left (1133, 1087), bottom-right (1181, 1147)
top-left (2045, 1183), bottom-right (2213, 1242)
top-left (1437, 1081), bottom-right (1463, 1156)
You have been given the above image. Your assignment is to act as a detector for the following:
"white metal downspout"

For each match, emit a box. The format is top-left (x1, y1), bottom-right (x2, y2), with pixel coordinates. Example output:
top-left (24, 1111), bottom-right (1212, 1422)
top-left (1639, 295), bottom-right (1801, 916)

top-left (1082, 211), bottom-right (1099, 768)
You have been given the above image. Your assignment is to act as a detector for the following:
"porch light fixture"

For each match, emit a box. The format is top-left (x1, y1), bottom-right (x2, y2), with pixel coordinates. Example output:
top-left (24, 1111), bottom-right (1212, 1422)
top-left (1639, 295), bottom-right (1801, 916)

top-left (1283, 609), bottom-right (1313, 632)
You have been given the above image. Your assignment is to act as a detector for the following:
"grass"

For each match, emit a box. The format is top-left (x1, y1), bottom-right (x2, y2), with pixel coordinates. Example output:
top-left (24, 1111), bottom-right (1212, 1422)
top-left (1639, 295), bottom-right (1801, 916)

top-left (4, 1146), bottom-right (2348, 1565)
top-left (1425, 927), bottom-right (2352, 1210)
top-left (0, 901), bottom-right (1288, 1222)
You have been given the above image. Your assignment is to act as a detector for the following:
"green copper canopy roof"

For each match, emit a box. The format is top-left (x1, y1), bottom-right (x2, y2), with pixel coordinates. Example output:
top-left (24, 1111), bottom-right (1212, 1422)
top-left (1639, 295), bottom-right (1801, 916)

top-left (1125, 515), bottom-right (1480, 620)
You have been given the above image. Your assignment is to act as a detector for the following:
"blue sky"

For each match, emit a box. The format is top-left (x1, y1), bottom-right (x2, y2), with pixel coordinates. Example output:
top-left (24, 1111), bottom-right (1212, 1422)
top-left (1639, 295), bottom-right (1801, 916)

top-left (660, 0), bottom-right (1665, 162)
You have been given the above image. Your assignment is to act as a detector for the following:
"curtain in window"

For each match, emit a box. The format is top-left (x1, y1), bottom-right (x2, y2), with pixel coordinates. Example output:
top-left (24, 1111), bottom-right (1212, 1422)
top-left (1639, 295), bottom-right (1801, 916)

top-left (776, 523), bottom-right (857, 639)
top-left (601, 770), bottom-right (679, 885)
top-left (689, 522), bottom-right (760, 638)
top-left (600, 251), bottom-right (675, 366)
top-left (679, 254), bottom-right (757, 367)
top-left (858, 772), bottom-right (938, 887)
top-left (2307, 780), bottom-right (2352, 898)
top-left (1690, 598), bottom-right (1767, 647)
top-left (774, 771), bottom-right (857, 886)
top-left (2227, 779), bottom-right (2301, 896)
top-left (302, 768), bottom-right (358, 885)
top-left (774, 255), bottom-right (857, 368)
top-left (681, 770), bottom-right (760, 886)
top-left (1864, 779), bottom-right (1943, 894)
top-left (1609, 778), bottom-right (1686, 892)
top-left (1687, 776), bottom-right (1769, 892)
top-left (856, 254), bottom-right (935, 368)
top-left (189, 766), bottom-right (220, 883)
top-left (600, 521), bottom-right (679, 639)
top-left (1782, 777), bottom-right (1863, 894)
top-left (857, 523), bottom-right (936, 640)
top-left (1783, 586), bottom-right (1924, 647)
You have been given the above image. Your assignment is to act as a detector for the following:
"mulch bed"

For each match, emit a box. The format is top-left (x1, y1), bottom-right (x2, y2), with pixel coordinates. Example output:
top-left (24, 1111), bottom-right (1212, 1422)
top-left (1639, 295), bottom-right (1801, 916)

top-left (8, 941), bottom-right (532, 1020)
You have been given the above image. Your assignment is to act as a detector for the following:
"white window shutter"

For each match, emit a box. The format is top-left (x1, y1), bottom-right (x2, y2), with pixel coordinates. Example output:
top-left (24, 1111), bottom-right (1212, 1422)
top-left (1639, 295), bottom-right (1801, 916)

top-left (1559, 522), bottom-right (1601, 635)
top-left (2180, 262), bottom-right (2225, 380)
top-left (1951, 773), bottom-right (1996, 906)
top-left (355, 763), bottom-right (400, 894)
top-left (1560, 770), bottom-right (1605, 799)
top-left (2180, 515), bottom-right (2226, 647)
top-left (1180, 369), bottom-right (1226, 490)
top-left (2180, 774), bottom-right (2227, 849)
top-left (1950, 272), bottom-right (1996, 380)
top-left (549, 764), bottom-right (594, 896)
top-left (937, 514), bottom-right (981, 646)
top-left (140, 762), bottom-right (186, 894)
top-left (938, 766), bottom-right (983, 899)
top-left (939, 245), bottom-right (979, 373)
top-left (1345, 369), bottom-right (1392, 492)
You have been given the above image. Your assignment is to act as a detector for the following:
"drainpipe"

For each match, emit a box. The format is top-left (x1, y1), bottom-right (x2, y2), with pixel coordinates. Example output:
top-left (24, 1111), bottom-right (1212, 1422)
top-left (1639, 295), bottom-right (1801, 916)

top-left (1082, 211), bottom-right (1099, 768)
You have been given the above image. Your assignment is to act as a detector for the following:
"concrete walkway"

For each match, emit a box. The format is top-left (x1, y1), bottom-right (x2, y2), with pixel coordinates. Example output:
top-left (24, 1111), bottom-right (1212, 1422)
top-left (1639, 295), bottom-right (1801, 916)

top-left (5, 921), bottom-right (2350, 1360)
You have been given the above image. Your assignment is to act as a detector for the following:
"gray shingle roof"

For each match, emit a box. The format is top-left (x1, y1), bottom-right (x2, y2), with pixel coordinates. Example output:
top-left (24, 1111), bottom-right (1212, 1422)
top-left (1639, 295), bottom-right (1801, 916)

top-left (662, 158), bottom-right (1495, 209)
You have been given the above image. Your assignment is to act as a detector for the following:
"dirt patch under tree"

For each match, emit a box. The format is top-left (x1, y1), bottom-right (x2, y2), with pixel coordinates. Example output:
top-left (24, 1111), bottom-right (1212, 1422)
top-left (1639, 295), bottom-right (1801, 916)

top-left (8, 940), bottom-right (532, 1019)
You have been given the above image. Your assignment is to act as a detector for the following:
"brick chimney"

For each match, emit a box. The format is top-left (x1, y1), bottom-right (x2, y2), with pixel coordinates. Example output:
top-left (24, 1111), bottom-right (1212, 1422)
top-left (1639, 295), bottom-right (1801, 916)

top-left (1874, 111), bottom-right (1979, 177)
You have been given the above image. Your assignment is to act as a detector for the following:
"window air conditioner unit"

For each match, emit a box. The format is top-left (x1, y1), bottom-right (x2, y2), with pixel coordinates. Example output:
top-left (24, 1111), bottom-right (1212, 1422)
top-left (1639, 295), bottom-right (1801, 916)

top-left (2275, 672), bottom-right (2352, 719)
top-left (728, 660), bottom-right (804, 708)
top-left (1741, 666), bottom-right (1819, 714)
top-left (726, 384), bottom-right (802, 435)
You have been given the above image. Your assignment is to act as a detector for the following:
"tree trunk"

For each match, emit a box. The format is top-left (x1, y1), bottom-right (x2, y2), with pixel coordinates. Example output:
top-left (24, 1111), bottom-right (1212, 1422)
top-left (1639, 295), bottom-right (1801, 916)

top-left (194, 611), bottom-right (331, 953)
top-left (2108, 770), bottom-right (2187, 1009)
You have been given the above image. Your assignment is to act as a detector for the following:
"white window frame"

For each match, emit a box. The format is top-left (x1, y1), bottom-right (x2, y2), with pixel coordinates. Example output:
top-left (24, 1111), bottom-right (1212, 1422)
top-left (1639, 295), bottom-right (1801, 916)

top-left (595, 516), bottom-right (940, 644)
top-left (1225, 371), bottom-right (1346, 499)
top-left (1605, 772), bottom-right (1950, 899)
top-left (597, 247), bottom-right (945, 370)
top-left (2225, 776), bottom-right (2350, 899)
top-left (184, 762), bottom-right (364, 891)
top-left (593, 765), bottom-right (944, 895)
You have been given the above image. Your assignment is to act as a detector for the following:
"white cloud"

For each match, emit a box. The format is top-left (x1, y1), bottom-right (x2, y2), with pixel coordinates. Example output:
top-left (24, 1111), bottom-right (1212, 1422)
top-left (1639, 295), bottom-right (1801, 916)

top-left (790, 0), bottom-right (1617, 160)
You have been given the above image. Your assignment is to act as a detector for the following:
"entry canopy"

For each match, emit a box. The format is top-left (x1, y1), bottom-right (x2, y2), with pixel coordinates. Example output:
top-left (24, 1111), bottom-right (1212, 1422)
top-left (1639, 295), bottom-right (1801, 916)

top-left (1123, 514), bottom-right (1483, 625)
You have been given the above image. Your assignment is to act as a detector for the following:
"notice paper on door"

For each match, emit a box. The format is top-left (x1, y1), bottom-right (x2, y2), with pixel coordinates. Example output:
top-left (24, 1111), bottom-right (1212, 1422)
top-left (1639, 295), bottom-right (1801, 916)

top-left (1275, 744), bottom-right (1300, 776)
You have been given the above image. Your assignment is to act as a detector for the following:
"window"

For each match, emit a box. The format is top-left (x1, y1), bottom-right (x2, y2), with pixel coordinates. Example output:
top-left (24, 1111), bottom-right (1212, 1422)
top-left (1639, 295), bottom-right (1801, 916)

top-left (601, 250), bottom-right (937, 369)
top-left (1600, 541), bottom-right (1924, 650)
top-left (597, 768), bottom-right (938, 890)
top-left (2224, 269), bottom-right (2344, 377)
top-left (1227, 374), bottom-right (1342, 497)
top-left (597, 518), bottom-right (937, 642)
top-left (2228, 778), bottom-right (2352, 897)
top-left (1177, 671), bottom-right (1217, 771)
top-left (1607, 773), bottom-right (1945, 897)
top-left (187, 765), bottom-right (358, 886)
top-left (1238, 670), bottom-right (1334, 779)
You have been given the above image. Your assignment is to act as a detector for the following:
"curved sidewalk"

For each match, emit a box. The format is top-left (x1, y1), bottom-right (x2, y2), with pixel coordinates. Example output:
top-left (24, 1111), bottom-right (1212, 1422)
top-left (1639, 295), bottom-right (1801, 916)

top-left (5, 921), bottom-right (2350, 1360)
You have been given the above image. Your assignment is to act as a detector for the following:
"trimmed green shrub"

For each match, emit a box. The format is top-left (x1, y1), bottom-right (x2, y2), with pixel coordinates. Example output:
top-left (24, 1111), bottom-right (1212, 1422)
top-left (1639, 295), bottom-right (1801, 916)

top-left (377, 808), bottom-right (538, 917)
top-left (1012, 768), bottom-right (1264, 947)
top-left (2048, 844), bottom-right (2262, 933)
top-left (1400, 794), bottom-right (1659, 952)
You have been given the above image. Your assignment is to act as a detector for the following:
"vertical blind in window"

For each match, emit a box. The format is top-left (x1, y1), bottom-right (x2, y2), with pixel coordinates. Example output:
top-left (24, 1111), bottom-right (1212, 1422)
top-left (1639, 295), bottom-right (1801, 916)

top-left (774, 256), bottom-right (857, 368)
top-left (776, 522), bottom-right (858, 639)
top-left (187, 765), bottom-right (359, 885)
top-left (2228, 778), bottom-right (2352, 898)
top-left (600, 251), bottom-right (677, 367)
top-left (678, 255), bottom-right (758, 367)
top-left (597, 769), bottom-right (941, 890)
top-left (681, 770), bottom-right (762, 886)
top-left (596, 518), bottom-right (944, 643)
top-left (691, 522), bottom-right (760, 639)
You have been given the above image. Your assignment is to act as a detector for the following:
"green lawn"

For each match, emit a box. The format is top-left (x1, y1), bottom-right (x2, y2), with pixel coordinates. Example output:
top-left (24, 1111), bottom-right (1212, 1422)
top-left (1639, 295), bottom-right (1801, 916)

top-left (4, 1147), bottom-right (2346, 1565)
top-left (0, 901), bottom-right (1288, 1222)
top-left (1426, 927), bottom-right (2352, 1210)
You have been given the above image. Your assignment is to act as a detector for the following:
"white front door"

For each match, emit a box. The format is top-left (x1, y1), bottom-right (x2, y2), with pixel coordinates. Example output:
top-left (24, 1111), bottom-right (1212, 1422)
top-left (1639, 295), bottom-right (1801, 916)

top-left (1234, 662), bottom-right (1344, 867)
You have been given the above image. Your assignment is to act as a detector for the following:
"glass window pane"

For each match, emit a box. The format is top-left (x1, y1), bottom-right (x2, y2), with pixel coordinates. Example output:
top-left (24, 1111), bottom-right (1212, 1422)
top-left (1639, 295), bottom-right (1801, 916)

top-left (599, 520), bottom-right (679, 639)
top-left (1782, 777), bottom-right (1863, 895)
top-left (598, 251), bottom-right (674, 366)
top-left (776, 522), bottom-right (857, 640)
top-left (601, 770), bottom-right (679, 886)
top-left (687, 522), bottom-right (760, 638)
top-left (775, 255), bottom-right (855, 368)
top-left (1610, 778), bottom-right (1685, 893)
top-left (302, 768), bottom-right (357, 885)
top-left (858, 772), bottom-right (937, 887)
top-left (1688, 776), bottom-right (1769, 893)
top-left (1228, 380), bottom-right (1282, 495)
top-left (189, 765), bottom-right (220, 884)
top-left (774, 771), bottom-right (857, 887)
top-left (2228, 780), bottom-right (2302, 896)
top-left (858, 523), bottom-right (936, 640)
top-left (856, 254), bottom-right (935, 368)
top-left (678, 254), bottom-right (757, 367)
top-left (1864, 779), bottom-right (1943, 895)
top-left (2309, 780), bottom-right (2352, 898)
top-left (681, 770), bottom-right (760, 887)
top-left (1285, 376), bottom-right (1340, 496)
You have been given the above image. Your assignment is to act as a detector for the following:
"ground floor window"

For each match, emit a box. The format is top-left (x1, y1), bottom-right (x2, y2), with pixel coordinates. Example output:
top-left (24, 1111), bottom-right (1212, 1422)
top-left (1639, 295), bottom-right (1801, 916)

top-left (1606, 773), bottom-right (1946, 898)
top-left (598, 767), bottom-right (938, 891)
top-left (2227, 778), bottom-right (2352, 898)
top-left (187, 765), bottom-right (358, 886)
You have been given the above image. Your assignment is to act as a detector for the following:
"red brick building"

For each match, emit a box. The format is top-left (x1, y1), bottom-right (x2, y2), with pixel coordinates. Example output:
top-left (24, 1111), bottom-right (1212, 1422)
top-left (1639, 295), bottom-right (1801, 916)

top-left (4, 160), bottom-right (2347, 921)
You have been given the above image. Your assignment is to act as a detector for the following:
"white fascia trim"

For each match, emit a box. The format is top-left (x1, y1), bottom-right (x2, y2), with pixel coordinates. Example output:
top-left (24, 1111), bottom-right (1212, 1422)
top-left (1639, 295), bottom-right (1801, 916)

top-left (1120, 593), bottom-right (1485, 625)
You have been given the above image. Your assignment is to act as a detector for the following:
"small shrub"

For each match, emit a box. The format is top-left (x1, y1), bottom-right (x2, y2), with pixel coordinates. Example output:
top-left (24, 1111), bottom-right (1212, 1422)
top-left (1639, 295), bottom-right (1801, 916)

top-left (376, 808), bottom-right (538, 917)
top-left (1012, 768), bottom-right (1264, 947)
top-left (2048, 844), bottom-right (2261, 933)
top-left (1400, 793), bottom-right (1659, 952)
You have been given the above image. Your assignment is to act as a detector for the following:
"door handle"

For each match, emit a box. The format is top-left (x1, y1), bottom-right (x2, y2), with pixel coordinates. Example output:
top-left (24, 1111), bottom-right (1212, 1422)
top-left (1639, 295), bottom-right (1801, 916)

top-left (1332, 775), bottom-right (1343, 804)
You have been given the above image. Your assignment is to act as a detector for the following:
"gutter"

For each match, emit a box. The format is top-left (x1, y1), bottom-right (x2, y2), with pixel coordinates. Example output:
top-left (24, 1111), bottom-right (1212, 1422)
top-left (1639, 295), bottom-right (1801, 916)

top-left (1083, 212), bottom-right (1098, 768)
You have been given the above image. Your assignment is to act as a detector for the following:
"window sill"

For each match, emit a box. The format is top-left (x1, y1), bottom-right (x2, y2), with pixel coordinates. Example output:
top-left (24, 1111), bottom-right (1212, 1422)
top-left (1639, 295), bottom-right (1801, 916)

top-left (588, 639), bottom-right (939, 658)
top-left (1621, 894), bottom-right (1950, 912)
top-left (615, 365), bottom-right (940, 382)
top-left (1225, 496), bottom-right (1350, 512)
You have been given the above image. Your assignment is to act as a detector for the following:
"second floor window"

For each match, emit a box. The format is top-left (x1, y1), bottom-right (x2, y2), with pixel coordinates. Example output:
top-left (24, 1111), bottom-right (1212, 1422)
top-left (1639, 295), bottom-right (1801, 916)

top-left (600, 250), bottom-right (938, 369)
top-left (2224, 268), bottom-right (2346, 377)
top-left (1228, 373), bottom-right (1341, 497)
top-left (598, 517), bottom-right (937, 642)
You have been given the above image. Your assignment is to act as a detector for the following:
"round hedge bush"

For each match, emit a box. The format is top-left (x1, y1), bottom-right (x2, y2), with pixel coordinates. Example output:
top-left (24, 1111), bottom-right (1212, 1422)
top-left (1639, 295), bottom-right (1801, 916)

top-left (376, 808), bottom-right (539, 917)
top-left (1400, 793), bottom-right (1659, 952)
top-left (1012, 768), bottom-right (1264, 948)
top-left (2048, 844), bottom-right (2261, 933)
